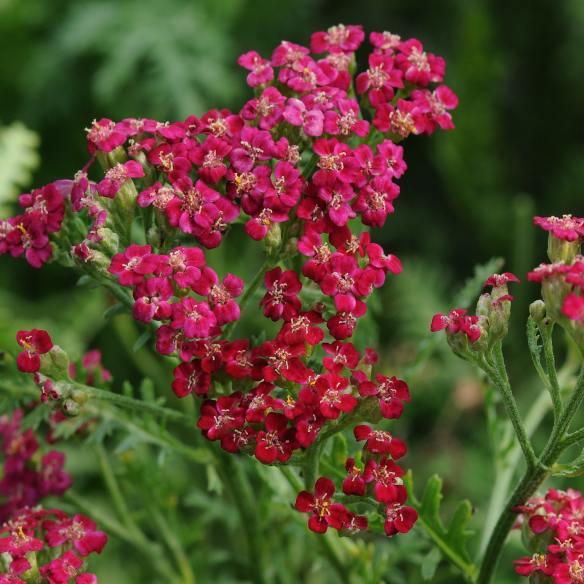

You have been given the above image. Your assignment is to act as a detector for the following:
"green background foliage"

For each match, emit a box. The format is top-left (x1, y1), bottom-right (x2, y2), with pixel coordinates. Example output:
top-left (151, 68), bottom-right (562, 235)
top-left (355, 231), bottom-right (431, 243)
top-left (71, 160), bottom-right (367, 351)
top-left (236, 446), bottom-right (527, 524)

top-left (0, 0), bottom-right (582, 581)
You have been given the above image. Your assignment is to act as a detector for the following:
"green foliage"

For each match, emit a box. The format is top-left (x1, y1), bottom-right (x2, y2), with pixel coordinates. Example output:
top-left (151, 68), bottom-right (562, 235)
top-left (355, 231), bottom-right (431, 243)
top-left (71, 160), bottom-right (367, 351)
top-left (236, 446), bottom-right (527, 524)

top-left (27, 0), bottom-right (241, 121)
top-left (0, 121), bottom-right (39, 211)
top-left (406, 473), bottom-right (478, 582)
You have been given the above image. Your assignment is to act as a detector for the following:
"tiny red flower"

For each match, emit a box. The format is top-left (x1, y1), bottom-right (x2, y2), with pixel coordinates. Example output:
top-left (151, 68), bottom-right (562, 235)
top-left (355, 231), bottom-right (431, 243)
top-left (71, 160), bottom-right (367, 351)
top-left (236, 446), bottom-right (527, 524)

top-left (384, 502), bottom-right (418, 536)
top-left (354, 424), bottom-right (407, 459)
top-left (295, 477), bottom-right (348, 533)
top-left (16, 329), bottom-right (53, 373)
top-left (255, 412), bottom-right (295, 464)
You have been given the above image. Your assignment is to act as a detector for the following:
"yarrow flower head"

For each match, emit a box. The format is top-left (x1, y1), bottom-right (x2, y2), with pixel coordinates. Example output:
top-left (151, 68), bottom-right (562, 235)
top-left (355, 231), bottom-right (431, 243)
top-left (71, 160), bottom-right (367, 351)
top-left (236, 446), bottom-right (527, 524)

top-left (513, 488), bottom-right (584, 583)
top-left (528, 215), bottom-right (583, 344)
top-left (0, 409), bottom-right (72, 523)
top-left (3, 23), bottom-right (459, 544)
top-left (534, 214), bottom-right (584, 243)
top-left (0, 507), bottom-right (107, 583)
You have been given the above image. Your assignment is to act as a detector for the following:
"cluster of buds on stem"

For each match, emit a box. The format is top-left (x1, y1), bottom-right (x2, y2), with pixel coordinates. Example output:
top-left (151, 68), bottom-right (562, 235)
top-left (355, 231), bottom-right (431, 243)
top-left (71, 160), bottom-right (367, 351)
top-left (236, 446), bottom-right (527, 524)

top-left (430, 272), bottom-right (520, 356)
top-left (431, 214), bottom-right (584, 356)
top-left (4, 24), bottom-right (459, 540)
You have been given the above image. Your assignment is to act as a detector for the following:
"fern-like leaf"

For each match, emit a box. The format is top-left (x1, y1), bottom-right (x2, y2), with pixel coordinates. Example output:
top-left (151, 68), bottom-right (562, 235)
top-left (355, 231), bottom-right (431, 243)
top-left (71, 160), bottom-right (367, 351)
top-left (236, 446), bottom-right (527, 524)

top-left (405, 472), bottom-right (478, 582)
top-left (0, 122), bottom-right (39, 210)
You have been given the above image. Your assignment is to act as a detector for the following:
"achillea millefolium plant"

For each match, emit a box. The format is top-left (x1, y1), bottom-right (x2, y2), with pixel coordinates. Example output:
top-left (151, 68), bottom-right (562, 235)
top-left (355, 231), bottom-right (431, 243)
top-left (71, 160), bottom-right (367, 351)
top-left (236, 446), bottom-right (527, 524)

top-left (1, 22), bottom-right (583, 584)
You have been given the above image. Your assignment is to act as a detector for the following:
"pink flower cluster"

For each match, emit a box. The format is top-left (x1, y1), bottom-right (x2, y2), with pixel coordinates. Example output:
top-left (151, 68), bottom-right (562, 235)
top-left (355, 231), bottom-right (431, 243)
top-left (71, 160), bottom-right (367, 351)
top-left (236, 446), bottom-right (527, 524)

top-left (514, 488), bottom-right (584, 583)
top-left (4, 25), bottom-right (459, 540)
top-left (431, 308), bottom-right (481, 343)
top-left (0, 25), bottom-right (457, 271)
top-left (430, 272), bottom-right (520, 345)
top-left (0, 507), bottom-right (107, 584)
top-left (534, 215), bottom-right (584, 243)
top-left (529, 215), bottom-right (584, 324)
top-left (0, 410), bottom-right (71, 524)
top-left (0, 183), bottom-right (66, 268)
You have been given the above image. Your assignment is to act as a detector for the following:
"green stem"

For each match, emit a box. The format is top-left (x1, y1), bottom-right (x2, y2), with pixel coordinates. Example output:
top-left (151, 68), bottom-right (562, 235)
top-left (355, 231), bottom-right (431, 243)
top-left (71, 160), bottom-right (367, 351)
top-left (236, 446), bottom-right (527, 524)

top-left (151, 507), bottom-right (196, 584)
top-left (482, 345), bottom-right (537, 469)
top-left (218, 455), bottom-right (268, 584)
top-left (527, 317), bottom-right (558, 414)
top-left (302, 152), bottom-right (319, 179)
top-left (64, 491), bottom-right (180, 583)
top-left (0, 378), bottom-right (210, 464)
top-left (562, 427), bottom-right (584, 448)
top-left (478, 389), bottom-right (550, 555)
top-left (478, 366), bottom-right (584, 583)
top-left (95, 444), bottom-right (141, 538)
top-left (303, 441), bottom-right (324, 490)
top-left (78, 383), bottom-right (194, 425)
top-left (540, 323), bottom-right (562, 418)
top-left (111, 314), bottom-right (170, 391)
top-left (317, 533), bottom-right (351, 584)
top-left (279, 466), bottom-right (303, 492)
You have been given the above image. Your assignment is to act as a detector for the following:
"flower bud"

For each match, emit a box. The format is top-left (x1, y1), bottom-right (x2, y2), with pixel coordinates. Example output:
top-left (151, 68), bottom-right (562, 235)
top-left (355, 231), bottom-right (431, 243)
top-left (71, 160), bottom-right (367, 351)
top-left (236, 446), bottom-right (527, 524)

top-left (71, 388), bottom-right (89, 405)
top-left (529, 300), bottom-right (546, 322)
top-left (106, 147), bottom-right (128, 168)
top-left (96, 227), bottom-right (119, 255)
top-left (147, 226), bottom-right (161, 248)
top-left (541, 276), bottom-right (571, 322)
top-left (61, 398), bottom-right (80, 417)
top-left (547, 233), bottom-right (580, 264)
top-left (476, 293), bottom-right (492, 318)
top-left (39, 345), bottom-right (70, 382)
top-left (355, 396), bottom-right (382, 424)
top-left (264, 223), bottom-right (282, 255)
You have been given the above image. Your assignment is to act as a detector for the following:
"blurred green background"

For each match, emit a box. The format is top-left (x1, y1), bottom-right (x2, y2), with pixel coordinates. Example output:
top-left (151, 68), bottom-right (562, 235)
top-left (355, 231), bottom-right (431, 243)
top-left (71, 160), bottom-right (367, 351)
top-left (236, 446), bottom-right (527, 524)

top-left (0, 0), bottom-right (582, 582)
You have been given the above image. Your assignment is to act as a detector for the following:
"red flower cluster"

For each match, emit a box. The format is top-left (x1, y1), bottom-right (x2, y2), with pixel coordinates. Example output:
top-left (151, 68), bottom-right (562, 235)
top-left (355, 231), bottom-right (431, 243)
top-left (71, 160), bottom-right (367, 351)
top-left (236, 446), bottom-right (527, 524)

top-left (431, 271), bottom-right (522, 350)
top-left (0, 410), bottom-right (71, 523)
top-left (5, 25), bottom-right (459, 541)
top-left (514, 488), bottom-right (584, 583)
top-left (0, 25), bottom-right (457, 271)
top-left (0, 507), bottom-right (106, 584)
top-left (529, 214), bottom-right (583, 325)
top-left (431, 308), bottom-right (481, 343)
top-left (534, 215), bottom-right (584, 243)
top-left (0, 183), bottom-right (67, 268)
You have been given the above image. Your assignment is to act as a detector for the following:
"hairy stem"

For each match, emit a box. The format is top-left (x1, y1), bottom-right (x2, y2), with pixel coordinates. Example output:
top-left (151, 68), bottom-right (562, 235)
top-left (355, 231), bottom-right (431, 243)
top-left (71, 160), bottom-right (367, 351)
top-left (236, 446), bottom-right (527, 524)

top-left (478, 389), bottom-right (550, 555)
top-left (482, 345), bottom-right (537, 469)
top-left (478, 366), bottom-right (584, 583)
top-left (151, 507), bottom-right (196, 584)
top-left (96, 444), bottom-right (142, 539)
top-left (540, 323), bottom-right (562, 418)
top-left (64, 491), bottom-right (180, 583)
